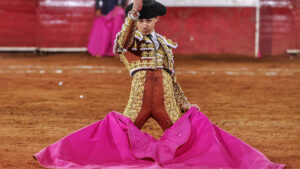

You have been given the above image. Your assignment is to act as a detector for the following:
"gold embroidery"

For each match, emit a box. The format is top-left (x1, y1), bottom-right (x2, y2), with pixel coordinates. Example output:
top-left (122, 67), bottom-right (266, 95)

top-left (141, 51), bottom-right (154, 58)
top-left (158, 38), bottom-right (173, 70)
top-left (167, 39), bottom-right (173, 44)
top-left (117, 16), bottom-right (137, 49)
top-left (156, 48), bottom-right (168, 67)
top-left (117, 31), bottom-right (178, 76)
top-left (173, 76), bottom-right (189, 108)
top-left (162, 70), bottom-right (181, 123)
top-left (157, 48), bottom-right (165, 56)
top-left (129, 60), bottom-right (156, 71)
top-left (123, 70), bottom-right (147, 122)
top-left (132, 41), bottom-right (138, 50)
top-left (116, 17), bottom-right (186, 123)
top-left (135, 31), bottom-right (143, 40)
top-left (167, 39), bottom-right (178, 48)
top-left (119, 53), bottom-right (131, 71)
top-left (141, 43), bottom-right (155, 49)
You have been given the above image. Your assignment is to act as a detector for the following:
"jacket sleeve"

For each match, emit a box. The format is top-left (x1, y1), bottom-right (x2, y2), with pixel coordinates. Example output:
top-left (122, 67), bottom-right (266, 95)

top-left (172, 74), bottom-right (190, 111)
top-left (115, 15), bottom-right (138, 51)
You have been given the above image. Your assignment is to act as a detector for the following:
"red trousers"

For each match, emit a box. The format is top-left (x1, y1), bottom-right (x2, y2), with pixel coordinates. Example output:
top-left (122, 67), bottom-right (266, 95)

top-left (134, 69), bottom-right (173, 131)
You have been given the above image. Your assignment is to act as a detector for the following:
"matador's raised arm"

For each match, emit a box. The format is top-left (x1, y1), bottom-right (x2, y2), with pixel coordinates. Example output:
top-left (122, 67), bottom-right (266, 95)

top-left (116, 15), bottom-right (138, 50)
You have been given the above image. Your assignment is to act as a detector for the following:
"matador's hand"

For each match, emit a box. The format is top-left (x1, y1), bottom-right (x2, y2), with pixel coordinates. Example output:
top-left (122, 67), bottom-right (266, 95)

top-left (181, 103), bottom-right (201, 113)
top-left (133, 0), bottom-right (143, 12)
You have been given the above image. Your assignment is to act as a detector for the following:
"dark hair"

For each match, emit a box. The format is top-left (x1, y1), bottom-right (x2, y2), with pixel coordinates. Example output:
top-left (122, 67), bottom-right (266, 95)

top-left (119, 0), bottom-right (128, 8)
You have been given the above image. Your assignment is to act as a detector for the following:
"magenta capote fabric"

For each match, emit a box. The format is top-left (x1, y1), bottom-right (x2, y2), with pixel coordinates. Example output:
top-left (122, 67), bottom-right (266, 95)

top-left (34, 107), bottom-right (286, 169)
top-left (87, 6), bottom-right (125, 57)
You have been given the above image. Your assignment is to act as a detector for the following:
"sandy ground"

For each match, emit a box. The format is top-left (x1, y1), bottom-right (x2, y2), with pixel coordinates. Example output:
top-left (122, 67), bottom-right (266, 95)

top-left (0, 52), bottom-right (299, 168)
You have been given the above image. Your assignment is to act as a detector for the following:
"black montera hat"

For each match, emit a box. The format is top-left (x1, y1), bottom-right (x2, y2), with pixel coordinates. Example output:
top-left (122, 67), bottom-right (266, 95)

top-left (125, 0), bottom-right (166, 19)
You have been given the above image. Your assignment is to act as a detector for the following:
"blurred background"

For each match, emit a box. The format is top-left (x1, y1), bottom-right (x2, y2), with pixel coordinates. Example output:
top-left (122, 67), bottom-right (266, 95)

top-left (0, 0), bottom-right (299, 168)
top-left (0, 0), bottom-right (299, 57)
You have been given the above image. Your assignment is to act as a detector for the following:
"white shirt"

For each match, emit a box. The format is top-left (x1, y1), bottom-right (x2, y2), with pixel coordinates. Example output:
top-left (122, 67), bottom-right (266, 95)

top-left (150, 31), bottom-right (160, 51)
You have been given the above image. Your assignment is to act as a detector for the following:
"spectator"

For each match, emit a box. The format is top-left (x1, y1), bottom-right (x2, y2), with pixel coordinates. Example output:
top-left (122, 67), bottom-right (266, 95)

top-left (88, 0), bottom-right (128, 57)
top-left (96, 0), bottom-right (127, 16)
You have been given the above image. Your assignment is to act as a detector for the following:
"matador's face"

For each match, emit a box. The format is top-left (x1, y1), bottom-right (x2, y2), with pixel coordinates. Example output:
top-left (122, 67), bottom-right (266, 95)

top-left (137, 17), bottom-right (159, 35)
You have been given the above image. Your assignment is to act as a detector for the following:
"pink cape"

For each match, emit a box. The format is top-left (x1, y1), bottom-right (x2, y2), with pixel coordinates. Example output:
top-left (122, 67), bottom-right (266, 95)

top-left (87, 7), bottom-right (125, 57)
top-left (34, 107), bottom-right (286, 169)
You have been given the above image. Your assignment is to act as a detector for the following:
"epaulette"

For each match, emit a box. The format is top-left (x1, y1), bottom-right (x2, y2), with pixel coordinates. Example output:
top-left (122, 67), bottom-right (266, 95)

top-left (134, 31), bottom-right (143, 41)
top-left (156, 34), bottom-right (178, 49)
top-left (166, 38), bottom-right (178, 49)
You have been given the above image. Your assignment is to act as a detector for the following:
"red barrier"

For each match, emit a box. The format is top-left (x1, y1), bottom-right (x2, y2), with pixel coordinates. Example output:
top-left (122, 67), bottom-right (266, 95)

top-left (156, 7), bottom-right (256, 56)
top-left (260, 0), bottom-right (300, 56)
top-left (0, 0), bottom-right (299, 56)
top-left (0, 0), bottom-right (38, 47)
top-left (37, 6), bottom-right (94, 47)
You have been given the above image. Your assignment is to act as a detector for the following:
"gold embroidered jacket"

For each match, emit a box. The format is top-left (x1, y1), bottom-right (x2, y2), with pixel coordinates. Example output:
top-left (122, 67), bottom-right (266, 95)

top-left (113, 16), bottom-right (189, 122)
